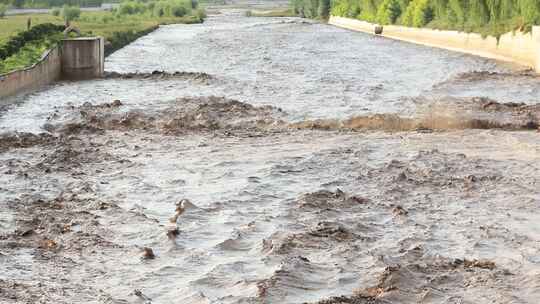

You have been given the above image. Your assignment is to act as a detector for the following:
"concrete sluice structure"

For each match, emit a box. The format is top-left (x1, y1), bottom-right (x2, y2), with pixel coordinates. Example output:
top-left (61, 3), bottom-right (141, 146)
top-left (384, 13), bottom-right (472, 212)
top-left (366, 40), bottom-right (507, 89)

top-left (0, 37), bottom-right (104, 100)
top-left (61, 37), bottom-right (105, 81)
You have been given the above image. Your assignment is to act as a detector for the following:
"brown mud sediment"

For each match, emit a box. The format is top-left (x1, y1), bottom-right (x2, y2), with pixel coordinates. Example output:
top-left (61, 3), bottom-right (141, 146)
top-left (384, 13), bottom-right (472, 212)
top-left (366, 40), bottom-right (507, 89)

top-left (42, 96), bottom-right (286, 136)
top-left (0, 132), bottom-right (55, 152)
top-left (1, 105), bottom-right (539, 302)
top-left (103, 70), bottom-right (215, 83)
top-left (291, 98), bottom-right (540, 132)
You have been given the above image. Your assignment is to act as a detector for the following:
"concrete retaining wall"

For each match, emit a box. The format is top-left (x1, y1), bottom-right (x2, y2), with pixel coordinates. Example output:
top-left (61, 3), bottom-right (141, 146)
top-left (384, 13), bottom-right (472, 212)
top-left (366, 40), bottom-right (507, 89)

top-left (0, 37), bottom-right (104, 100)
top-left (329, 16), bottom-right (540, 71)
top-left (0, 47), bottom-right (62, 100)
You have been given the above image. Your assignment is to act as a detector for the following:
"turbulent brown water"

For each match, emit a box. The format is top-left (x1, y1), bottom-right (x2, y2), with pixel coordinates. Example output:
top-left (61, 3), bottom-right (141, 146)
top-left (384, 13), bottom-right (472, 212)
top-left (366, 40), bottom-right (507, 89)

top-left (1, 9), bottom-right (540, 304)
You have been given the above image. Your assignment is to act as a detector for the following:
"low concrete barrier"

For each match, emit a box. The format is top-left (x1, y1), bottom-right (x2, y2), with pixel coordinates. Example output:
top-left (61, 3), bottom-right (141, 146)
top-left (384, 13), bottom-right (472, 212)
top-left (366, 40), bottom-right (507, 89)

top-left (0, 37), bottom-right (104, 100)
top-left (0, 47), bottom-right (62, 100)
top-left (329, 16), bottom-right (540, 71)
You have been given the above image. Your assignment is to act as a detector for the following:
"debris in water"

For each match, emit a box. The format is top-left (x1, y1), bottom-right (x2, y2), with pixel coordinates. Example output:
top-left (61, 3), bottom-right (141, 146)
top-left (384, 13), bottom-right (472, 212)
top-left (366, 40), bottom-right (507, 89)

top-left (38, 239), bottom-right (58, 250)
top-left (392, 205), bottom-right (408, 216)
top-left (166, 227), bottom-right (180, 240)
top-left (169, 199), bottom-right (189, 223)
top-left (464, 259), bottom-right (496, 270)
top-left (142, 247), bottom-right (155, 259)
top-left (133, 289), bottom-right (152, 303)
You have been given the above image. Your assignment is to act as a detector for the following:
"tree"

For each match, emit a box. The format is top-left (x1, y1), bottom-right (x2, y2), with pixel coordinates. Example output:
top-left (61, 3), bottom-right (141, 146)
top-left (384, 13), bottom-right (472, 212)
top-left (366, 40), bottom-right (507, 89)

top-left (51, 7), bottom-right (61, 16)
top-left (318, 0), bottom-right (330, 19)
top-left (0, 4), bottom-right (6, 18)
top-left (518, 0), bottom-right (540, 25)
top-left (359, 0), bottom-right (378, 22)
top-left (377, 0), bottom-right (401, 24)
top-left (62, 5), bottom-right (81, 22)
top-left (12, 0), bottom-right (24, 8)
top-left (412, 0), bottom-right (433, 27)
top-left (468, 0), bottom-right (490, 27)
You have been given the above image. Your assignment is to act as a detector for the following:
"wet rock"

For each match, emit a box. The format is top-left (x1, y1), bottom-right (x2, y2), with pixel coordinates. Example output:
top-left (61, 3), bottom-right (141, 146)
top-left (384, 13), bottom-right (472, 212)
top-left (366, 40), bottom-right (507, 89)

top-left (38, 239), bottom-right (57, 250)
top-left (166, 227), bottom-right (180, 240)
top-left (142, 247), bottom-right (155, 259)
top-left (104, 70), bottom-right (214, 82)
top-left (133, 289), bottom-right (152, 303)
top-left (308, 222), bottom-right (353, 240)
top-left (391, 205), bottom-right (408, 216)
top-left (310, 295), bottom-right (382, 304)
top-left (463, 259), bottom-right (496, 270)
top-left (18, 229), bottom-right (35, 237)
top-left (298, 190), bottom-right (368, 210)
top-left (465, 174), bottom-right (477, 183)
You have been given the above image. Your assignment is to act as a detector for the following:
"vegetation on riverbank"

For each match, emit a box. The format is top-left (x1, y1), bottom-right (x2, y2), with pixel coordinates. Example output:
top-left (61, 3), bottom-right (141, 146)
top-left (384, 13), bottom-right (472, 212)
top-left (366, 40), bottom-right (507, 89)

top-left (291, 0), bottom-right (540, 37)
top-left (0, 0), bottom-right (205, 73)
top-left (0, 23), bottom-right (64, 73)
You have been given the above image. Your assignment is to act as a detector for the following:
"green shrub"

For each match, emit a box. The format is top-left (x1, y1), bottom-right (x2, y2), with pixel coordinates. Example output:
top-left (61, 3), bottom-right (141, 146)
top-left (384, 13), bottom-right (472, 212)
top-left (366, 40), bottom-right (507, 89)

top-left (318, 0), bottom-right (330, 19)
top-left (118, 1), bottom-right (147, 15)
top-left (402, 0), bottom-right (432, 27)
top-left (171, 4), bottom-right (187, 17)
top-left (358, 0), bottom-right (378, 22)
top-left (0, 23), bottom-right (64, 60)
top-left (376, 0), bottom-right (401, 24)
top-left (12, 0), bottom-right (24, 8)
top-left (196, 8), bottom-right (206, 20)
top-left (518, 0), bottom-right (540, 26)
top-left (62, 5), bottom-right (81, 22)
top-left (412, 0), bottom-right (433, 27)
top-left (292, 0), bottom-right (320, 18)
top-left (105, 25), bottom-right (158, 56)
top-left (51, 7), bottom-right (61, 16)
top-left (0, 3), bottom-right (7, 18)
top-left (330, 0), bottom-right (349, 16)
top-left (101, 14), bottom-right (113, 23)
top-left (152, 0), bottom-right (192, 18)
top-left (447, 0), bottom-right (466, 26)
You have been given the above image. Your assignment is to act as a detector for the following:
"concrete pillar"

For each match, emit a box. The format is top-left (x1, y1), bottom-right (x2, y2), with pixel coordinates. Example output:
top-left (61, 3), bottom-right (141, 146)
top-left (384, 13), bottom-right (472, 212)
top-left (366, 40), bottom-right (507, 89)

top-left (61, 37), bottom-right (104, 80)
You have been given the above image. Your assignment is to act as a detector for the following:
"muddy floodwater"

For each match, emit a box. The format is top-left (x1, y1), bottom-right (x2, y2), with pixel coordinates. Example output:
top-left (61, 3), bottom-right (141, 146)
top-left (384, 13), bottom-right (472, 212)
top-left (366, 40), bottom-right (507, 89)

top-left (1, 9), bottom-right (540, 304)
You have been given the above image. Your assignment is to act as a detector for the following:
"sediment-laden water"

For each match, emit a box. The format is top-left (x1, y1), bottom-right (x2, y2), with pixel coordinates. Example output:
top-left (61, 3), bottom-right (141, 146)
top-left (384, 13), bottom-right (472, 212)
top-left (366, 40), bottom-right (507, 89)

top-left (1, 9), bottom-right (539, 304)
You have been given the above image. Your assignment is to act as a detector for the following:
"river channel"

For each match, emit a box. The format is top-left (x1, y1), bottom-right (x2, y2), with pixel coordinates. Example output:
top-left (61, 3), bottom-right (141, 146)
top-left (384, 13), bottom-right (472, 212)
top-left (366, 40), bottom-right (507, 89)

top-left (1, 9), bottom-right (539, 304)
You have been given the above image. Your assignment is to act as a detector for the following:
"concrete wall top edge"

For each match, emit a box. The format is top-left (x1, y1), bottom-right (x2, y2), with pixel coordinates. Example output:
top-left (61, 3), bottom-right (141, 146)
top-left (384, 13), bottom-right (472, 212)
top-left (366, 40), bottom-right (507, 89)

top-left (330, 16), bottom-right (533, 40)
top-left (0, 48), bottom-right (58, 78)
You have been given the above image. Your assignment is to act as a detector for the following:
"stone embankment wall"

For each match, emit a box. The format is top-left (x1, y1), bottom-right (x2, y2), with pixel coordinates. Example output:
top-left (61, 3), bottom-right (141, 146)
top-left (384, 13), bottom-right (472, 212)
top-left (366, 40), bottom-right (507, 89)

top-left (329, 16), bottom-right (540, 71)
top-left (0, 37), bottom-right (104, 100)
